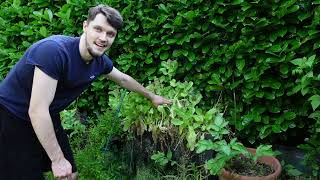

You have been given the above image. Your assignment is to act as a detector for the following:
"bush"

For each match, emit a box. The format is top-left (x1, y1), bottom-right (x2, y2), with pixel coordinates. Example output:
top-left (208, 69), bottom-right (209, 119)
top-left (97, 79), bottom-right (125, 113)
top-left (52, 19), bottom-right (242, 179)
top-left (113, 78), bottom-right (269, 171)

top-left (1, 0), bottom-right (319, 176)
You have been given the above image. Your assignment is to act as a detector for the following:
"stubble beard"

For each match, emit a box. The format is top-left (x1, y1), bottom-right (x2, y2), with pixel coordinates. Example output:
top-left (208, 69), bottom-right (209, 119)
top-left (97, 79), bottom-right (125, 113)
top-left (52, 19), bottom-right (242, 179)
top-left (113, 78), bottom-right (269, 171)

top-left (85, 36), bottom-right (104, 58)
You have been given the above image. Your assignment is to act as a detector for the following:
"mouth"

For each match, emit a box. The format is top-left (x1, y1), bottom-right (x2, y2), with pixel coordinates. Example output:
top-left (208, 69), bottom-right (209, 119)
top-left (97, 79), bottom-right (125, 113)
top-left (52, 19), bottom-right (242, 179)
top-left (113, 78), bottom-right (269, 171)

top-left (94, 42), bottom-right (107, 49)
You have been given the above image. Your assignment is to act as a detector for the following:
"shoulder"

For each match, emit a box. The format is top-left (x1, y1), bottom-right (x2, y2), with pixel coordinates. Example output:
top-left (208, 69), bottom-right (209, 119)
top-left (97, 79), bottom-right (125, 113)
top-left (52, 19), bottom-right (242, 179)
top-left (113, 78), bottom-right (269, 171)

top-left (33, 35), bottom-right (78, 49)
top-left (28, 35), bottom-right (79, 56)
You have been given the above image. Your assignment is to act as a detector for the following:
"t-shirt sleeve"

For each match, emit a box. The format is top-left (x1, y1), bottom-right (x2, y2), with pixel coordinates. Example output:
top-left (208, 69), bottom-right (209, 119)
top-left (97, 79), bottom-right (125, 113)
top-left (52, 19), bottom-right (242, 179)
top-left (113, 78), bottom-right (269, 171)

top-left (26, 40), bottom-right (64, 80)
top-left (103, 55), bottom-right (113, 74)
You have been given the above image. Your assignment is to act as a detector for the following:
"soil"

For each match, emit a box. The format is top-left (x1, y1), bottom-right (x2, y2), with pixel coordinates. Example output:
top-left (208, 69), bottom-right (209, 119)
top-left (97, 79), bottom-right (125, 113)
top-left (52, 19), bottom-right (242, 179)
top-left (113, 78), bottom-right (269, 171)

top-left (225, 155), bottom-right (274, 177)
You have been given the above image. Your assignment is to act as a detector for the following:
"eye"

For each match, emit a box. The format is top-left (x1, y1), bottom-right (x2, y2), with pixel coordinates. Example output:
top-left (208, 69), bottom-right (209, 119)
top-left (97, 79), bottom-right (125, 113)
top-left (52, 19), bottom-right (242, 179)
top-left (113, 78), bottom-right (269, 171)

top-left (94, 26), bottom-right (102, 32)
top-left (107, 31), bottom-right (116, 38)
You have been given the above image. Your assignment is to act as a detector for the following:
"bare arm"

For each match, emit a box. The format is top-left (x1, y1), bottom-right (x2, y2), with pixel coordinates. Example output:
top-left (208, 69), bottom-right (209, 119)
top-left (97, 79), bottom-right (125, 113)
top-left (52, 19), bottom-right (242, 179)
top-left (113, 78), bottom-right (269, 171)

top-left (28, 67), bottom-right (72, 178)
top-left (106, 67), bottom-right (171, 106)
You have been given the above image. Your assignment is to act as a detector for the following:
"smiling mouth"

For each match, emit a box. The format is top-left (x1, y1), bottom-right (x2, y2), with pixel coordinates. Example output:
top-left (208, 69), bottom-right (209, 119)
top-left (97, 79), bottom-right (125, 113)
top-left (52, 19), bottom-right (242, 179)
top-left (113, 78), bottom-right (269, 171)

top-left (94, 42), bottom-right (107, 48)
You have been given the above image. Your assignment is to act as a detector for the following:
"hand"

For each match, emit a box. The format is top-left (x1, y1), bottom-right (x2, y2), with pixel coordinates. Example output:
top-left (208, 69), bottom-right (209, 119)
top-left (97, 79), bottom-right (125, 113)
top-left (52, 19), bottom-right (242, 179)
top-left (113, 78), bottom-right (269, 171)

top-left (151, 95), bottom-right (172, 107)
top-left (51, 157), bottom-right (72, 180)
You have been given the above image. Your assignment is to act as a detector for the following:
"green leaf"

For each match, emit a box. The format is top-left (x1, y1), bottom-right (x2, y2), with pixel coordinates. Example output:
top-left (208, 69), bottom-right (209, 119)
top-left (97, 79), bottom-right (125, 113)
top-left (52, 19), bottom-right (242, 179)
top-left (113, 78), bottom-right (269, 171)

top-left (204, 108), bottom-right (215, 121)
top-left (309, 111), bottom-right (320, 119)
top-left (151, 152), bottom-right (168, 166)
top-left (187, 126), bottom-right (197, 151)
top-left (288, 168), bottom-right (303, 176)
top-left (193, 41), bottom-right (202, 48)
top-left (39, 26), bottom-right (47, 37)
top-left (195, 140), bottom-right (214, 153)
top-left (33, 10), bottom-right (43, 18)
top-left (241, 3), bottom-right (251, 11)
top-left (22, 41), bottom-right (31, 48)
top-left (313, 42), bottom-right (320, 50)
top-left (166, 39), bottom-right (176, 44)
top-left (261, 79), bottom-right (281, 89)
top-left (160, 52), bottom-right (169, 60)
top-left (171, 118), bottom-right (184, 126)
top-left (173, 49), bottom-right (183, 57)
top-left (214, 113), bottom-right (224, 126)
top-left (259, 125), bottom-right (272, 139)
top-left (272, 124), bottom-right (282, 133)
top-left (230, 140), bottom-right (247, 152)
top-left (308, 95), bottom-right (320, 110)
top-left (283, 112), bottom-right (296, 120)
top-left (255, 145), bottom-right (275, 161)
top-left (275, 116), bottom-right (284, 125)
top-left (287, 84), bottom-right (301, 96)
top-left (184, 11), bottom-right (196, 21)
top-left (193, 115), bottom-right (203, 122)
top-left (45, 9), bottom-right (53, 22)
top-left (277, 28), bottom-right (287, 37)
top-left (13, 0), bottom-right (21, 6)
top-left (159, 4), bottom-right (169, 13)
top-left (280, 64), bottom-right (289, 74)
top-left (21, 29), bottom-right (33, 36)
top-left (173, 16), bottom-right (182, 25)
top-left (301, 87), bottom-right (310, 96)
top-left (264, 91), bottom-right (275, 100)
top-left (221, 145), bottom-right (231, 155)
top-left (256, 91), bottom-right (264, 98)
top-left (236, 59), bottom-right (245, 71)
top-left (231, 0), bottom-right (244, 5)
top-left (187, 52), bottom-right (196, 61)
top-left (290, 58), bottom-right (303, 66)
top-left (256, 18), bottom-right (270, 27)
top-left (313, 0), bottom-right (320, 5)
top-left (281, 122), bottom-right (289, 131)
top-left (306, 55), bottom-right (316, 68)
top-left (205, 154), bottom-right (229, 175)
top-left (209, 74), bottom-right (222, 85)
top-left (267, 44), bottom-right (282, 53)
top-left (287, 5), bottom-right (300, 14)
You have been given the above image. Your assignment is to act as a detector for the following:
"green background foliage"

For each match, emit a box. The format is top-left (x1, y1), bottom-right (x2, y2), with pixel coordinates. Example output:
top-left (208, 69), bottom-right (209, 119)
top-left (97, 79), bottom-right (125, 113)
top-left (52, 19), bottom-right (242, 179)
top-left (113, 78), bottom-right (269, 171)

top-left (1, 0), bottom-right (319, 176)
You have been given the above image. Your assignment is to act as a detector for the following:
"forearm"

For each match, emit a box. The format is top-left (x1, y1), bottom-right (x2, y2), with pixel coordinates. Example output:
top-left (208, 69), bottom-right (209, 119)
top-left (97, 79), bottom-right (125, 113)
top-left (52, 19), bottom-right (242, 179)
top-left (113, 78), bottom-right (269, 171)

top-left (29, 109), bottom-right (64, 162)
top-left (118, 75), bottom-right (155, 100)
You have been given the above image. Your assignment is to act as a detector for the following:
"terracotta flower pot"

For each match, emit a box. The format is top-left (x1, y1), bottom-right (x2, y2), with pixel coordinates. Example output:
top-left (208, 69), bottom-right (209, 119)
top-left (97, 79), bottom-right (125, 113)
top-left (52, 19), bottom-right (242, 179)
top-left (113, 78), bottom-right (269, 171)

top-left (220, 148), bottom-right (282, 180)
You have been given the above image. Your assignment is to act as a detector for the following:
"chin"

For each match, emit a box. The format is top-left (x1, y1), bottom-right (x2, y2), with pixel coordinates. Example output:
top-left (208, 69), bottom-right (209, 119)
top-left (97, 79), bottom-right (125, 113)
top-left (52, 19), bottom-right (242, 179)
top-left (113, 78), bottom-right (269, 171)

top-left (87, 48), bottom-right (103, 58)
top-left (95, 50), bottom-right (105, 56)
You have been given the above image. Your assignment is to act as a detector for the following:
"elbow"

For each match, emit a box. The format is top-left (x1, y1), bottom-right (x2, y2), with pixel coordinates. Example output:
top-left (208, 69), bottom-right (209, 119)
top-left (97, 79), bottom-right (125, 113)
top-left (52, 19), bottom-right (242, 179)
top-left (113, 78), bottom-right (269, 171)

top-left (119, 75), bottom-right (130, 86)
top-left (28, 105), bottom-right (48, 120)
top-left (28, 106), bottom-right (38, 120)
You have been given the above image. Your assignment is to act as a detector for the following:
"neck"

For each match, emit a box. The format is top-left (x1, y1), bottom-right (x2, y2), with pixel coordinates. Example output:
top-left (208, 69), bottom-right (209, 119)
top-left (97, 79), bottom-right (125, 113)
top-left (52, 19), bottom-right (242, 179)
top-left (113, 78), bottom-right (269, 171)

top-left (79, 34), bottom-right (93, 63)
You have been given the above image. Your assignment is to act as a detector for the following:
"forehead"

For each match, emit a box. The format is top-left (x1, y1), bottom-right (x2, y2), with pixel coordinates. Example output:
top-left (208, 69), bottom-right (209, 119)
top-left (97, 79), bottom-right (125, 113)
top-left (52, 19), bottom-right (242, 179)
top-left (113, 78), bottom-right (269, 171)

top-left (88, 13), bottom-right (117, 32)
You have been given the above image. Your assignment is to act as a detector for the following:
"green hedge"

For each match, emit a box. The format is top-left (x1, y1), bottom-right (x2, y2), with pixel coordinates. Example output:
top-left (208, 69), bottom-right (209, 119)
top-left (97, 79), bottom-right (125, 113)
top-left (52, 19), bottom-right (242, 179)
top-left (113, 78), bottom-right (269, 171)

top-left (1, 0), bottom-right (319, 175)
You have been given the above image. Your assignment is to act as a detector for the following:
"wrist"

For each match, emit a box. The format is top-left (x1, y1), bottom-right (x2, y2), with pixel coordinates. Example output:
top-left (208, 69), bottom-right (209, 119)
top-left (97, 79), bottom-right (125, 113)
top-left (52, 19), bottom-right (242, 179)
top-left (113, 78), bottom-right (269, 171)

top-left (50, 150), bottom-right (65, 163)
top-left (145, 91), bottom-right (155, 100)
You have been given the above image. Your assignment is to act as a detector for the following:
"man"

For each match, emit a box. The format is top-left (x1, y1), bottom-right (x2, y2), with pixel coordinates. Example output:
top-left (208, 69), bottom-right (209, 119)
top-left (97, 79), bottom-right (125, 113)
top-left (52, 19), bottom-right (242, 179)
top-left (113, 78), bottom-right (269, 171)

top-left (0, 4), bottom-right (171, 180)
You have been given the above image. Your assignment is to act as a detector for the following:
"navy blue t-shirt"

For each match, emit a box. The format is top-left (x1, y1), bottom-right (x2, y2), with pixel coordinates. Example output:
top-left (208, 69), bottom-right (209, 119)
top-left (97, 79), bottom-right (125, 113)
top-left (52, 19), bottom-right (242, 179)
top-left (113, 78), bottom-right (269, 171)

top-left (0, 35), bottom-right (113, 121)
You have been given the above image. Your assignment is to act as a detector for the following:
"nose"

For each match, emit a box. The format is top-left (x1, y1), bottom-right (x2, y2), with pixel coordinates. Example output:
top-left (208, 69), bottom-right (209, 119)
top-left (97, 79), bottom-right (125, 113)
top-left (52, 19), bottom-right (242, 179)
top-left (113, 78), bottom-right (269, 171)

top-left (99, 33), bottom-right (108, 43)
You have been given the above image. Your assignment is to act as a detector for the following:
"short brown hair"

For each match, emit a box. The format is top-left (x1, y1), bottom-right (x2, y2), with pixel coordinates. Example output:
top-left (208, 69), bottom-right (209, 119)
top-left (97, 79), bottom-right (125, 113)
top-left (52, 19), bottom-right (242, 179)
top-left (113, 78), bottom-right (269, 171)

top-left (87, 5), bottom-right (123, 30)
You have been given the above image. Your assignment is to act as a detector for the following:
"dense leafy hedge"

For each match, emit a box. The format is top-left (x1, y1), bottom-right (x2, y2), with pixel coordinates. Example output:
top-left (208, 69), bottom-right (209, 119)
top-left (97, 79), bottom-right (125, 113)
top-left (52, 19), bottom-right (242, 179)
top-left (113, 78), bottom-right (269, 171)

top-left (1, 0), bottom-right (319, 175)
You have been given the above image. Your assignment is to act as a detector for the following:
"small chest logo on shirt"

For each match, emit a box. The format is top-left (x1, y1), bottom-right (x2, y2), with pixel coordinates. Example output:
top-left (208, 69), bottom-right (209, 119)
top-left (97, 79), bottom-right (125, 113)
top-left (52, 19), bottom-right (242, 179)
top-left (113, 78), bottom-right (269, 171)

top-left (90, 75), bottom-right (95, 79)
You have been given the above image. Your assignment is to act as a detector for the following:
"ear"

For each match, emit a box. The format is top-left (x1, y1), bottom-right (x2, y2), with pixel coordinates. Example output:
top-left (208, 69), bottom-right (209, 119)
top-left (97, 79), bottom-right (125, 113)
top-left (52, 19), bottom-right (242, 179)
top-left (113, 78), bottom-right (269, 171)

top-left (83, 20), bottom-right (88, 32)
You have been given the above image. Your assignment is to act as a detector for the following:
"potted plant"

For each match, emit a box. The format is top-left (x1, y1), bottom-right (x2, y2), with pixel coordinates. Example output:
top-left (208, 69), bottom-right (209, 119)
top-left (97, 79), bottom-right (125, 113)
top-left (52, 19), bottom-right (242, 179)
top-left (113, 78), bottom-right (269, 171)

top-left (109, 60), bottom-right (282, 178)
top-left (195, 113), bottom-right (282, 180)
top-left (220, 147), bottom-right (282, 180)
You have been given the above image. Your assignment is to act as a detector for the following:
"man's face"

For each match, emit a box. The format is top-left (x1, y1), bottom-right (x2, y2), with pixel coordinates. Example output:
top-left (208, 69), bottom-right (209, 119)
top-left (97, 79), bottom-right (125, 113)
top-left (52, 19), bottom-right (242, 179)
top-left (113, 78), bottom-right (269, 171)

top-left (83, 13), bottom-right (117, 58)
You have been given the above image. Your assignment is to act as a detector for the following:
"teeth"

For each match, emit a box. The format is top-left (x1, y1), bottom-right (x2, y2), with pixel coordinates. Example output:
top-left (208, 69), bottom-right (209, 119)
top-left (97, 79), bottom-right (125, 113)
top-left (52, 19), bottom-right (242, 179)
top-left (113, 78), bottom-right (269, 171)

top-left (95, 43), bottom-right (106, 47)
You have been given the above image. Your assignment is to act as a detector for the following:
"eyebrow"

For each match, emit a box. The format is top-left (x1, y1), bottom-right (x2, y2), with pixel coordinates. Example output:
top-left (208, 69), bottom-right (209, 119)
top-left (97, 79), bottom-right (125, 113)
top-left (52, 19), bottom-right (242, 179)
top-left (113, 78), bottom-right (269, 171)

top-left (93, 25), bottom-right (103, 29)
top-left (93, 25), bottom-right (116, 33)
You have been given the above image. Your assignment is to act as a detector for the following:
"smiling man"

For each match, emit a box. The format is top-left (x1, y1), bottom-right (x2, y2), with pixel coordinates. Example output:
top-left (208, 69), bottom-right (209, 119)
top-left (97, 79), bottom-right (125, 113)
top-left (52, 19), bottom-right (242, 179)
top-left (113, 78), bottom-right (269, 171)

top-left (0, 5), bottom-right (171, 180)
